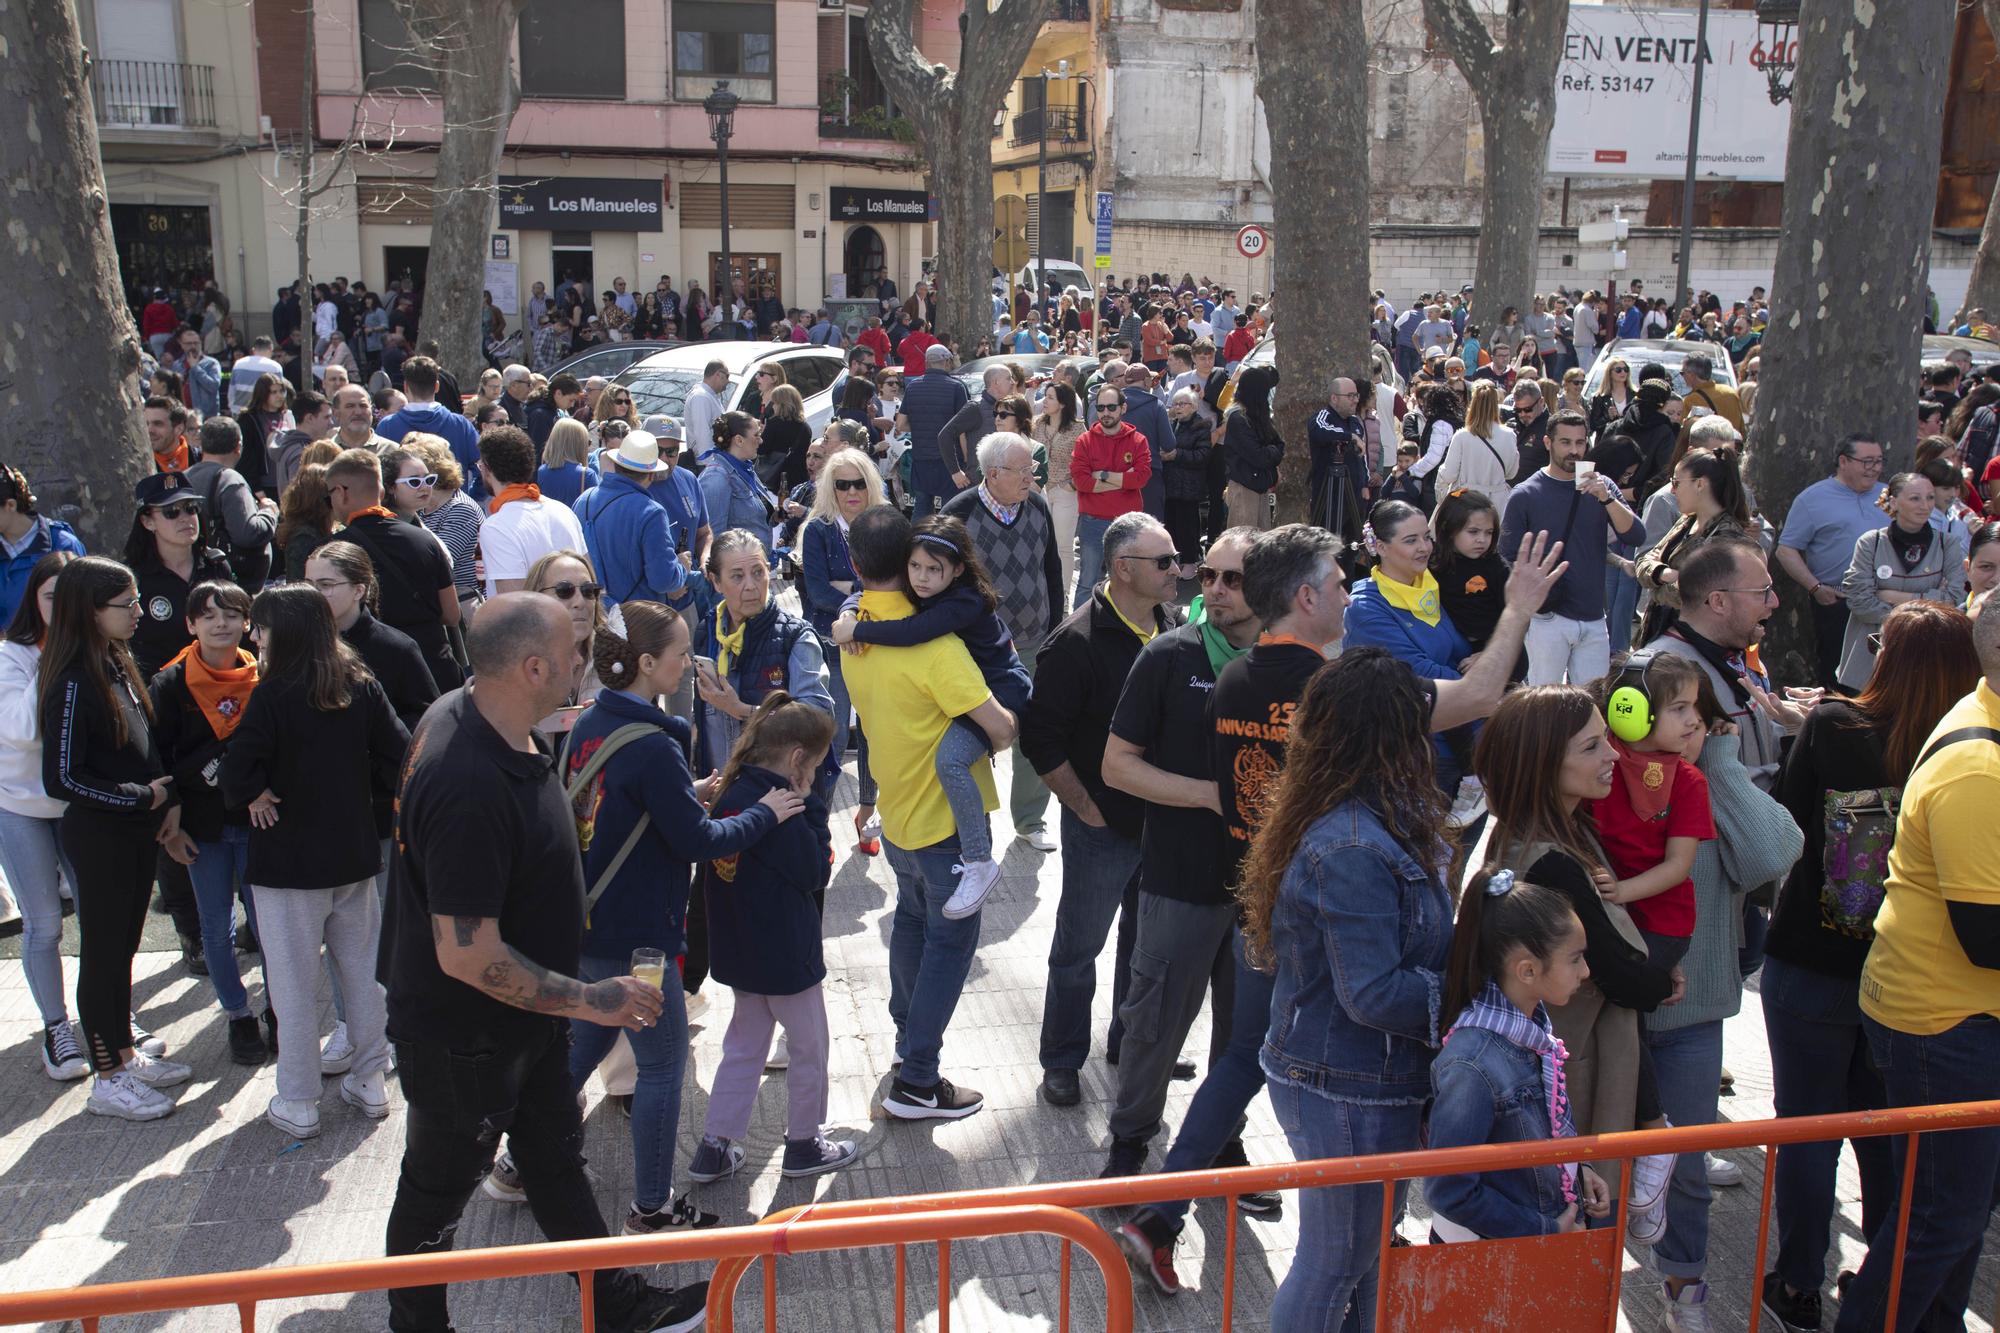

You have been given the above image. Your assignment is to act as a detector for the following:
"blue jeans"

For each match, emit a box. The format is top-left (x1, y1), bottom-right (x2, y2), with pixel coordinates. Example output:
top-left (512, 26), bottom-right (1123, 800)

top-left (1267, 1079), bottom-right (1423, 1332)
top-left (188, 825), bottom-right (259, 1017)
top-left (1833, 1014), bottom-right (2000, 1333)
top-left (1761, 956), bottom-right (1893, 1294)
top-left (826, 648), bottom-right (876, 806)
top-left (1144, 928), bottom-right (1274, 1232)
top-left (1645, 1018), bottom-right (1725, 1282)
top-left (909, 488), bottom-right (946, 520)
top-left (1039, 808), bottom-right (1141, 1071)
top-left (0, 807), bottom-right (74, 1028)
top-left (883, 834), bottom-right (982, 1087)
top-left (1072, 513), bottom-right (1112, 610)
top-left (935, 722), bottom-right (993, 862)
top-left (1605, 562), bottom-right (1640, 656)
top-left (568, 954), bottom-right (690, 1212)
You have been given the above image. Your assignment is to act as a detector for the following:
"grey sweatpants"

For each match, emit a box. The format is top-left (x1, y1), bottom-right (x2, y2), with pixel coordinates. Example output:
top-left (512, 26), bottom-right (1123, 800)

top-left (700, 983), bottom-right (831, 1142)
top-left (257, 879), bottom-right (390, 1104)
top-left (1108, 891), bottom-right (1237, 1144)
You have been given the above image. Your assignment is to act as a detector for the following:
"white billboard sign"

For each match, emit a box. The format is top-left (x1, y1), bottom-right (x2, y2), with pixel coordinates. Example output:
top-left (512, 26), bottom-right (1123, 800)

top-left (1547, 7), bottom-right (1792, 183)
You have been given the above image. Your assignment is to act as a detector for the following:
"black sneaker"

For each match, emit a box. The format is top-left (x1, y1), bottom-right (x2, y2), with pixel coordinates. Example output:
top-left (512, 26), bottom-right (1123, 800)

top-left (620, 1279), bottom-right (709, 1333)
top-left (179, 933), bottom-right (208, 977)
top-left (1763, 1271), bottom-right (1823, 1332)
top-left (1039, 1068), bottom-right (1081, 1107)
top-left (1100, 1135), bottom-right (1148, 1178)
top-left (1212, 1139), bottom-right (1283, 1218)
top-left (234, 920), bottom-right (259, 954)
top-left (227, 1015), bottom-right (269, 1066)
top-left (624, 1194), bottom-right (718, 1235)
top-left (261, 1007), bottom-right (279, 1056)
top-left (882, 1075), bottom-right (984, 1121)
top-left (41, 1022), bottom-right (87, 1081)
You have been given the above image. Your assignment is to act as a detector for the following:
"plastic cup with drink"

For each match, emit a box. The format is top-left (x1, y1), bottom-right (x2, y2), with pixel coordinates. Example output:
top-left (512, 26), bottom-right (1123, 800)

top-left (630, 947), bottom-right (668, 991)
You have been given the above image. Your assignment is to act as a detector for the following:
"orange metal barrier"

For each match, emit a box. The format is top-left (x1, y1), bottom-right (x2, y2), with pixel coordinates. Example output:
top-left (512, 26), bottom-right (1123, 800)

top-left (707, 1099), bottom-right (2000, 1332)
top-left (0, 1203), bottom-right (1131, 1332)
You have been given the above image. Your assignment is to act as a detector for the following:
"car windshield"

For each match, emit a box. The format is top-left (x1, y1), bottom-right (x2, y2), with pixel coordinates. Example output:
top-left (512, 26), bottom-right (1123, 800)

top-left (1583, 346), bottom-right (1736, 400)
top-left (619, 369), bottom-right (702, 418)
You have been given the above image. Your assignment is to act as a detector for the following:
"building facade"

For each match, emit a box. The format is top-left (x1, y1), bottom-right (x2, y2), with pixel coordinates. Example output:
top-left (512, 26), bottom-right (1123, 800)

top-left (987, 0), bottom-right (1100, 286)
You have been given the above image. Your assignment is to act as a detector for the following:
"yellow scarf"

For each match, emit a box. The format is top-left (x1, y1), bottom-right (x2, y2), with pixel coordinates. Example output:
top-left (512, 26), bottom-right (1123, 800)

top-left (1106, 595), bottom-right (1156, 645)
top-left (714, 606), bottom-right (747, 678)
top-left (1372, 567), bottom-right (1443, 627)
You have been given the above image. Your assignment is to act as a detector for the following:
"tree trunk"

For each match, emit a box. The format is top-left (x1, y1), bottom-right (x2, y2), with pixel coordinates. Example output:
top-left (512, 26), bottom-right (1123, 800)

top-left (1960, 0), bottom-right (2000, 324)
top-left (0, 0), bottom-right (151, 549)
top-left (1257, 0), bottom-right (1372, 523)
top-left (1422, 0), bottom-right (1569, 331)
top-left (402, 0), bottom-right (525, 384)
top-left (866, 0), bottom-right (1055, 359)
top-left (1746, 0), bottom-right (1955, 684)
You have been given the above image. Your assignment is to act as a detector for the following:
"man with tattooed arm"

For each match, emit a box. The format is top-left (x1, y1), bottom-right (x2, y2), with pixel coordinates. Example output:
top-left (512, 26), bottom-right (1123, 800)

top-left (379, 592), bottom-right (707, 1333)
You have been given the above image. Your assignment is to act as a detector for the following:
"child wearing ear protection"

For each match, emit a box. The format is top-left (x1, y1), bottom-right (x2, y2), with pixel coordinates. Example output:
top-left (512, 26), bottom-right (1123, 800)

top-left (1589, 652), bottom-right (1718, 973)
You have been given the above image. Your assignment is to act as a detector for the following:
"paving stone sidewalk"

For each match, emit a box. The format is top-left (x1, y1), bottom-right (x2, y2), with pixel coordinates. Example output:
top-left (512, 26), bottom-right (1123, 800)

top-left (0, 751), bottom-right (1994, 1331)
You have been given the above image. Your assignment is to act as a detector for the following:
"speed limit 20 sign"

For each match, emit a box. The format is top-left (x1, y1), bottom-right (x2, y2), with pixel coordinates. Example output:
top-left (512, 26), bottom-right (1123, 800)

top-left (1235, 224), bottom-right (1269, 260)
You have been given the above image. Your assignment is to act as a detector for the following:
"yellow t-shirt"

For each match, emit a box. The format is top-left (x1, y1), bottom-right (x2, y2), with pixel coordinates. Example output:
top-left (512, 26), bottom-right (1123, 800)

top-left (1860, 681), bottom-right (2000, 1035)
top-left (841, 588), bottom-right (999, 850)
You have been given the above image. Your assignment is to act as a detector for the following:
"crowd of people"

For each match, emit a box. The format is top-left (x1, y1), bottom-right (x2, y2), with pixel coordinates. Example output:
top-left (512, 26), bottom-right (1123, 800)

top-left (11, 269), bottom-right (2000, 1333)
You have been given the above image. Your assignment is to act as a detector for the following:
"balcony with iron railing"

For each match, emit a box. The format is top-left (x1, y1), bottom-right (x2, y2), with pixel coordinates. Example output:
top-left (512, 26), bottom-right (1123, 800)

top-left (1008, 105), bottom-right (1086, 149)
top-left (818, 73), bottom-right (911, 142)
top-left (92, 59), bottom-right (218, 131)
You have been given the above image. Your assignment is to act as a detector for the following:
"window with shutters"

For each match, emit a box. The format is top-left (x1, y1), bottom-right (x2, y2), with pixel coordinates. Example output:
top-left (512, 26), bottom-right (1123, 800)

top-left (521, 0), bottom-right (626, 99)
top-left (673, 0), bottom-right (777, 103)
top-left (359, 0), bottom-right (435, 91)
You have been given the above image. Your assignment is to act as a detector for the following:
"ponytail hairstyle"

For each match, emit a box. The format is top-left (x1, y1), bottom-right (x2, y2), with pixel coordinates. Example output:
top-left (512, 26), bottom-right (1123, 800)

top-left (1442, 868), bottom-right (1584, 1019)
top-left (38, 556), bottom-right (151, 745)
top-left (591, 600), bottom-right (683, 693)
top-left (1677, 445), bottom-right (1751, 527)
top-left (250, 585), bottom-right (370, 712)
top-left (309, 539), bottom-right (382, 613)
top-left (710, 689), bottom-right (837, 808)
top-left (910, 514), bottom-right (999, 613)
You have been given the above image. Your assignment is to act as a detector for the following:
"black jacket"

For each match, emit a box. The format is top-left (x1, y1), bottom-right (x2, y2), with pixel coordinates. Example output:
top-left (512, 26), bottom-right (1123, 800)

top-left (1164, 414), bottom-right (1213, 502)
top-left (41, 659), bottom-right (169, 824)
top-left (148, 655), bottom-right (253, 843)
top-left (522, 396), bottom-right (565, 456)
top-left (1020, 590), bottom-right (1181, 840)
top-left (1221, 408), bottom-right (1284, 493)
top-left (219, 672), bottom-right (409, 889)
top-left (131, 548), bottom-right (239, 681)
top-left (342, 609), bottom-right (439, 734)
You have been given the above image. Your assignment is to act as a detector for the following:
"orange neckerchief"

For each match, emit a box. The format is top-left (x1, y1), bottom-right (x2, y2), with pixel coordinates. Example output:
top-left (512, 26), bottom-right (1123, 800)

top-left (1258, 633), bottom-right (1326, 654)
top-left (154, 437), bottom-right (191, 473)
top-left (487, 482), bottom-right (542, 515)
top-left (346, 505), bottom-right (399, 523)
top-left (169, 643), bottom-right (259, 739)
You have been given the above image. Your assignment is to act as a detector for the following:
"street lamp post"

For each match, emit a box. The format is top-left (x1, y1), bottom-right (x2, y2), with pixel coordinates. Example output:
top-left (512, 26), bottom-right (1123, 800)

top-left (705, 80), bottom-right (741, 336)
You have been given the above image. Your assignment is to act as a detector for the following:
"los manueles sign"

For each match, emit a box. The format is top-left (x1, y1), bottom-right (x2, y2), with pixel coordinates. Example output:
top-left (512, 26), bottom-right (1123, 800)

top-left (498, 177), bottom-right (664, 231)
top-left (830, 187), bottom-right (930, 221)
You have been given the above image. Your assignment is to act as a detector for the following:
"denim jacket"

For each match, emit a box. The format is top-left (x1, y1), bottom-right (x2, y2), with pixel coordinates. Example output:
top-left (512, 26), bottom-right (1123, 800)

top-left (1260, 798), bottom-right (1451, 1103)
top-left (1427, 1026), bottom-right (1572, 1238)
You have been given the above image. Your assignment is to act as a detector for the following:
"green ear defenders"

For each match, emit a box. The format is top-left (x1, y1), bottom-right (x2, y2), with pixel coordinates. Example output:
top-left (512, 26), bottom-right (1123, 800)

top-left (1604, 649), bottom-right (1660, 744)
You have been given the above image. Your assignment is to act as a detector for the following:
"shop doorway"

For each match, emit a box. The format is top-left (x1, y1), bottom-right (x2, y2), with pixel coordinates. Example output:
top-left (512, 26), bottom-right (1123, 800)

top-left (843, 225), bottom-right (887, 298)
top-left (710, 252), bottom-right (784, 312)
top-left (382, 245), bottom-right (430, 297)
top-left (108, 203), bottom-right (213, 314)
top-left (551, 230), bottom-right (594, 305)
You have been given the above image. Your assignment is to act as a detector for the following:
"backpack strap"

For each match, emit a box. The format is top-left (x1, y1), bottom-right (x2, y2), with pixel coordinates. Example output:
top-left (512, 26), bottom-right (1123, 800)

top-left (1914, 726), bottom-right (2000, 773)
top-left (561, 721), bottom-right (667, 912)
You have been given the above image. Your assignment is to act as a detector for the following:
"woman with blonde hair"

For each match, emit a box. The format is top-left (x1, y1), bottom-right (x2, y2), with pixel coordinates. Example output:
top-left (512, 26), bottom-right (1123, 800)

top-left (278, 463), bottom-right (337, 581)
top-left (800, 449), bottom-right (883, 850)
top-left (760, 383), bottom-right (812, 493)
top-left (1589, 356), bottom-right (1636, 438)
top-left (537, 418), bottom-right (601, 507)
top-left (1436, 379), bottom-right (1519, 508)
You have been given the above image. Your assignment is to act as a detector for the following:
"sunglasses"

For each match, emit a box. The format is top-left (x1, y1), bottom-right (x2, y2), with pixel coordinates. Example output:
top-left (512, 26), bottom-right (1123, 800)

top-left (1197, 565), bottom-right (1244, 590)
top-left (831, 477), bottom-right (869, 492)
top-left (153, 501), bottom-right (201, 520)
top-left (1096, 401), bottom-right (1123, 412)
top-left (395, 474), bottom-right (439, 490)
top-left (540, 581), bottom-right (603, 601)
top-left (1117, 552), bottom-right (1179, 572)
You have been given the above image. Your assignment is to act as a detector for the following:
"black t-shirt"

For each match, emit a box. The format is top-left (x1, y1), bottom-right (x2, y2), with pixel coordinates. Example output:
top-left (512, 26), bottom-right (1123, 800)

top-left (339, 512), bottom-right (458, 692)
top-left (379, 688), bottom-right (586, 1048)
top-left (1108, 623), bottom-right (1230, 904)
top-left (1210, 640), bottom-right (1324, 882)
top-left (132, 548), bottom-right (238, 681)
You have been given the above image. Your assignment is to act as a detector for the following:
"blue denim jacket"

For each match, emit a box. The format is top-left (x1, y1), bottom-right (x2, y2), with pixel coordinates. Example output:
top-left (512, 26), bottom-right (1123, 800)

top-left (1426, 1026), bottom-right (1572, 1237)
top-left (1259, 799), bottom-right (1451, 1103)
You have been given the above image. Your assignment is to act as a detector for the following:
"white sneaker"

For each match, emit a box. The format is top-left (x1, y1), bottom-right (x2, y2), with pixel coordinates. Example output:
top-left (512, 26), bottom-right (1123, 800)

top-left (942, 858), bottom-right (1001, 919)
top-left (122, 1052), bottom-right (192, 1089)
top-left (1661, 1279), bottom-right (1712, 1333)
top-left (860, 811), bottom-right (883, 842)
top-left (266, 1095), bottom-right (321, 1139)
top-left (1627, 1189), bottom-right (1667, 1245)
top-left (340, 1070), bottom-right (390, 1118)
top-left (1022, 827), bottom-right (1058, 853)
top-left (320, 1022), bottom-right (355, 1076)
top-left (87, 1070), bottom-right (175, 1121)
top-left (766, 1033), bottom-right (790, 1070)
top-left (684, 991), bottom-right (710, 1022)
top-left (128, 1016), bottom-right (166, 1058)
top-left (1706, 1153), bottom-right (1745, 1187)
